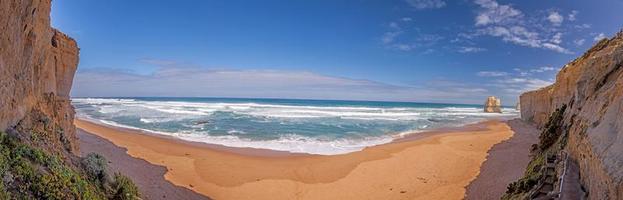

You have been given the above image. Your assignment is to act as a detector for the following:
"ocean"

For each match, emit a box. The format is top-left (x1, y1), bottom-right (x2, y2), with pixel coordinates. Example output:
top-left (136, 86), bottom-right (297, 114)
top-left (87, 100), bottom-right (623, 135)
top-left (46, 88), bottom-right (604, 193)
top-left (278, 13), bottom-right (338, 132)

top-left (72, 97), bottom-right (519, 155)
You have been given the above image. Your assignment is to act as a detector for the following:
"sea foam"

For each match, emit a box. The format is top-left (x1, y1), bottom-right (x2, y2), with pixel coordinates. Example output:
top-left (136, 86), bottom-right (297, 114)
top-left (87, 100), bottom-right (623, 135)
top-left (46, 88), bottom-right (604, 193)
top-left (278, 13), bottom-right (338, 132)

top-left (72, 97), bottom-right (519, 155)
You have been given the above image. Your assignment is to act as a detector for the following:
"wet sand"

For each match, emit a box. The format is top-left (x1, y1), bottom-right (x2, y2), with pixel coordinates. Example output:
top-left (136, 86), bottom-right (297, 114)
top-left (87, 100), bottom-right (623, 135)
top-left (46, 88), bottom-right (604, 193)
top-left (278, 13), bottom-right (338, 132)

top-left (75, 118), bottom-right (516, 200)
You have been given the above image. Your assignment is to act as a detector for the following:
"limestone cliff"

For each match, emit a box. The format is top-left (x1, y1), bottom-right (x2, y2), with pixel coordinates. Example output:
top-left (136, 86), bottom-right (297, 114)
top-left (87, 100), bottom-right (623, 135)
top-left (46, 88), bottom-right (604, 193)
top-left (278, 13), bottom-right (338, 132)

top-left (1, 1), bottom-right (141, 199)
top-left (520, 31), bottom-right (623, 199)
top-left (0, 0), bottom-right (78, 153)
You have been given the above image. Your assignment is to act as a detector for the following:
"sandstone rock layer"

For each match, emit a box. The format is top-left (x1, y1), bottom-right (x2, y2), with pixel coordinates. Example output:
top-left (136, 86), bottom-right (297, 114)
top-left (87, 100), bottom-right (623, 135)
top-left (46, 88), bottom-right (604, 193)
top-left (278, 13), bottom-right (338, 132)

top-left (484, 96), bottom-right (502, 113)
top-left (0, 0), bottom-right (79, 153)
top-left (520, 32), bottom-right (623, 199)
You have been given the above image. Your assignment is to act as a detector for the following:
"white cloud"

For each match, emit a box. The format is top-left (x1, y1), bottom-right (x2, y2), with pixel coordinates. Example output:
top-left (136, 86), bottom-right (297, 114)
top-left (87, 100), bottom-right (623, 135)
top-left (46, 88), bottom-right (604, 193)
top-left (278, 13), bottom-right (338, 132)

top-left (395, 44), bottom-right (413, 51)
top-left (382, 27), bottom-right (443, 51)
top-left (417, 34), bottom-right (444, 43)
top-left (405, 0), bottom-right (446, 10)
top-left (382, 31), bottom-right (402, 44)
top-left (547, 11), bottom-right (564, 26)
top-left (530, 66), bottom-right (556, 73)
top-left (479, 26), bottom-right (541, 48)
top-left (380, 16), bottom-right (443, 52)
top-left (458, 46), bottom-right (487, 53)
top-left (479, 67), bottom-right (556, 99)
top-left (573, 38), bottom-right (585, 46)
top-left (594, 33), bottom-right (607, 41)
top-left (72, 64), bottom-right (493, 104)
top-left (509, 66), bottom-right (556, 78)
top-left (389, 22), bottom-right (400, 29)
top-left (551, 33), bottom-right (562, 44)
top-left (574, 24), bottom-right (591, 29)
top-left (497, 77), bottom-right (552, 91)
top-left (140, 58), bottom-right (178, 66)
top-left (420, 48), bottom-right (436, 55)
top-left (568, 10), bottom-right (578, 21)
top-left (542, 43), bottom-right (572, 54)
top-left (477, 71), bottom-right (508, 77)
top-left (474, 0), bottom-right (522, 26)
top-left (471, 0), bottom-right (572, 54)
top-left (486, 76), bottom-right (553, 97)
top-left (73, 67), bottom-right (402, 100)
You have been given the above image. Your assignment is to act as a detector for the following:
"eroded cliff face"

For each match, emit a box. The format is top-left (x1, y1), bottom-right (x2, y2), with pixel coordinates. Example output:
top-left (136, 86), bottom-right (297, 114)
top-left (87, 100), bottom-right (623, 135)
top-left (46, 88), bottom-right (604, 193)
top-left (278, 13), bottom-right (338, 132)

top-left (520, 32), bottom-right (623, 199)
top-left (0, 0), bottom-right (79, 154)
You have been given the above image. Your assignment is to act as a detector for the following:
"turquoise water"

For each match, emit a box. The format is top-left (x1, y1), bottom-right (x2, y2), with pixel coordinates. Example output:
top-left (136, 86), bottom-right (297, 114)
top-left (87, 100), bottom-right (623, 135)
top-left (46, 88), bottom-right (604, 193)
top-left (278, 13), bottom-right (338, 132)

top-left (72, 97), bottom-right (519, 155)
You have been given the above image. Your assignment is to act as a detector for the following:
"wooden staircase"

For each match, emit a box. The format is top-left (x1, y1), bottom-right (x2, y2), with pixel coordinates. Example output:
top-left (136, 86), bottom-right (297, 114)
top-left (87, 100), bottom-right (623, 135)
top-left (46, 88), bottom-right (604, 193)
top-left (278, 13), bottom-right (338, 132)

top-left (531, 154), bottom-right (559, 200)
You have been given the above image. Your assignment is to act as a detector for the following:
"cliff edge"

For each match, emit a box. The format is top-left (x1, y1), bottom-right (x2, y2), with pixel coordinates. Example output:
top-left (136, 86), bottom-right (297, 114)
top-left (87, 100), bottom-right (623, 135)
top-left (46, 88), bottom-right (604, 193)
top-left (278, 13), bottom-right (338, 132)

top-left (520, 31), bottom-right (623, 199)
top-left (0, 0), bottom-right (78, 153)
top-left (1, 1), bottom-right (140, 199)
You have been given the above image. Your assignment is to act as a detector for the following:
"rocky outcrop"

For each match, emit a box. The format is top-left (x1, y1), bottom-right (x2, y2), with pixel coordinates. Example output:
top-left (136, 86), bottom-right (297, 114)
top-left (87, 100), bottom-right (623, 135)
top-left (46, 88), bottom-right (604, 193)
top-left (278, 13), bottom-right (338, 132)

top-left (0, 0), bottom-right (79, 153)
top-left (520, 31), bottom-right (623, 199)
top-left (484, 96), bottom-right (502, 113)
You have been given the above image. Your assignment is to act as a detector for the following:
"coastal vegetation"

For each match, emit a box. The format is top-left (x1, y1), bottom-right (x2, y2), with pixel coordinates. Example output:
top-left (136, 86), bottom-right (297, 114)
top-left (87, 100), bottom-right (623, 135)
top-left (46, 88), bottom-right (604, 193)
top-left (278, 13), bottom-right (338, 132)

top-left (0, 131), bottom-right (140, 199)
top-left (502, 105), bottom-right (568, 199)
top-left (112, 173), bottom-right (141, 200)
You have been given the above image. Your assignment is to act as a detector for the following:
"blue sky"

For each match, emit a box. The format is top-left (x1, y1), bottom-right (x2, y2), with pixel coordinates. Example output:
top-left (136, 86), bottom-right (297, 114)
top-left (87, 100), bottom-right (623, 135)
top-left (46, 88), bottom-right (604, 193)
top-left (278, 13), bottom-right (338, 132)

top-left (52, 0), bottom-right (623, 105)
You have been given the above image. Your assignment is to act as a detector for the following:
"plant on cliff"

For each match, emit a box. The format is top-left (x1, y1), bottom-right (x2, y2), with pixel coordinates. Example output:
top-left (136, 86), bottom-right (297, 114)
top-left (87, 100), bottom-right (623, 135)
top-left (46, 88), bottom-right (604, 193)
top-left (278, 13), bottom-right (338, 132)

top-left (536, 105), bottom-right (567, 152)
top-left (502, 105), bottom-right (568, 199)
top-left (502, 151), bottom-right (545, 199)
top-left (0, 131), bottom-right (104, 199)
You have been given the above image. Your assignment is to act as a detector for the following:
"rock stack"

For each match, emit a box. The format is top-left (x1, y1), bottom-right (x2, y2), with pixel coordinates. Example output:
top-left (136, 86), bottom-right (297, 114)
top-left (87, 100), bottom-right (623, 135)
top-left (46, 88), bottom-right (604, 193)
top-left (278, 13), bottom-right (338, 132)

top-left (483, 96), bottom-right (502, 113)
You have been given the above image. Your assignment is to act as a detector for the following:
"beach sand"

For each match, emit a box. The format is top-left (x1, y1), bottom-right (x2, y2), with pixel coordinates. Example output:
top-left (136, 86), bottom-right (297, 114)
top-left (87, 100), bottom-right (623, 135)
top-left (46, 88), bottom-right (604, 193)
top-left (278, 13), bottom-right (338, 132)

top-left (75, 119), bottom-right (516, 200)
top-left (464, 119), bottom-right (539, 200)
top-left (77, 129), bottom-right (210, 200)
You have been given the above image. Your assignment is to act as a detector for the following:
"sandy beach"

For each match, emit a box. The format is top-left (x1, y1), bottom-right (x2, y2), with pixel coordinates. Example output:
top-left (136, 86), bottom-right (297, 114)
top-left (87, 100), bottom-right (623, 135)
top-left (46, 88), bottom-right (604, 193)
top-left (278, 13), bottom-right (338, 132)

top-left (75, 118), bottom-right (517, 200)
top-left (465, 119), bottom-right (539, 199)
top-left (77, 129), bottom-right (211, 200)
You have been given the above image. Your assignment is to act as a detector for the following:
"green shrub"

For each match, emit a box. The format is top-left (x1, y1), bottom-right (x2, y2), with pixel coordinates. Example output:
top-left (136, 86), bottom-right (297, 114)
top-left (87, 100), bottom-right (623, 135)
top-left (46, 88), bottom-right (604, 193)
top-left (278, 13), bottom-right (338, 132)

top-left (0, 131), bottom-right (106, 199)
top-left (0, 146), bottom-right (8, 175)
top-left (537, 105), bottom-right (566, 151)
top-left (0, 131), bottom-right (140, 200)
top-left (112, 173), bottom-right (140, 200)
top-left (82, 153), bottom-right (109, 183)
top-left (503, 152), bottom-right (544, 198)
top-left (0, 183), bottom-right (9, 200)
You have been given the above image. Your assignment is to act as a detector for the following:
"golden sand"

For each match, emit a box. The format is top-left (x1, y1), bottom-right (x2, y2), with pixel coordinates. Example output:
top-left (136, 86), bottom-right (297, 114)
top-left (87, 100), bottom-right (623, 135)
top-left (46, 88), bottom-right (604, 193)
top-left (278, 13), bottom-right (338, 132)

top-left (75, 119), bottom-right (514, 200)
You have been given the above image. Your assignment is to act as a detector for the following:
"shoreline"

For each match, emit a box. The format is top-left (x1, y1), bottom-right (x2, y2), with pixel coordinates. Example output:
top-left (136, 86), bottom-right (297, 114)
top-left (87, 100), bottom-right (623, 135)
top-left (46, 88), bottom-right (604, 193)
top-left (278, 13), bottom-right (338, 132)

top-left (75, 116), bottom-right (506, 156)
top-left (75, 118), bottom-right (519, 199)
top-left (76, 117), bottom-right (314, 157)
